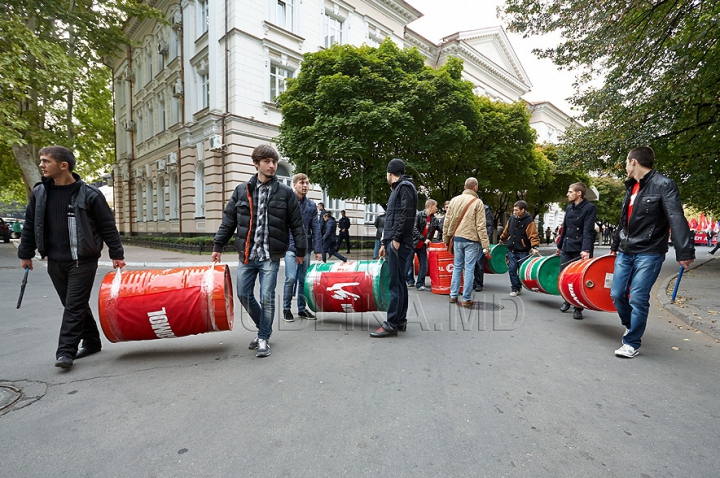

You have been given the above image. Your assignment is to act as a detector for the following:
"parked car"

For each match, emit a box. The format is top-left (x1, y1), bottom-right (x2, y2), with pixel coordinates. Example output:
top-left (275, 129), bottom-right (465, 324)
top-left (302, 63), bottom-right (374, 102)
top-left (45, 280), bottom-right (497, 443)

top-left (0, 218), bottom-right (10, 243)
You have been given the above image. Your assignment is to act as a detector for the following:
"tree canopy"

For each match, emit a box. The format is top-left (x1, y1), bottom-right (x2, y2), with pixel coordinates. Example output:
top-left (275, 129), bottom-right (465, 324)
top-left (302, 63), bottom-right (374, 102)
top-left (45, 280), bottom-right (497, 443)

top-left (276, 39), bottom-right (540, 212)
top-left (0, 0), bottom-right (161, 202)
top-left (502, 0), bottom-right (720, 215)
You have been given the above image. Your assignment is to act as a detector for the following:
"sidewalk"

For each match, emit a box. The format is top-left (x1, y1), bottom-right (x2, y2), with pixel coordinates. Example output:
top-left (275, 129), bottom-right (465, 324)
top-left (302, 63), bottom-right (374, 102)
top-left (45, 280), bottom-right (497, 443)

top-left (659, 253), bottom-right (720, 341)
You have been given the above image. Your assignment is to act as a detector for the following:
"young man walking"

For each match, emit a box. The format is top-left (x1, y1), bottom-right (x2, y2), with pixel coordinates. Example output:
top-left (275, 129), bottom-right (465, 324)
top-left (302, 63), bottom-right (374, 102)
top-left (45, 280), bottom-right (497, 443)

top-left (18, 146), bottom-right (126, 369)
top-left (212, 144), bottom-right (306, 358)
top-left (499, 201), bottom-right (540, 296)
top-left (557, 182), bottom-right (597, 320)
top-left (282, 173), bottom-right (323, 322)
top-left (610, 146), bottom-right (694, 358)
top-left (371, 158), bottom-right (417, 337)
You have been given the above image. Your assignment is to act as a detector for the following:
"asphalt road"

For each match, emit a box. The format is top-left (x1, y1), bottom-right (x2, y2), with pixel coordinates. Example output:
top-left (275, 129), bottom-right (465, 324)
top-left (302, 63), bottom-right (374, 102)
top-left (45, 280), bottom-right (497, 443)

top-left (1, 243), bottom-right (719, 477)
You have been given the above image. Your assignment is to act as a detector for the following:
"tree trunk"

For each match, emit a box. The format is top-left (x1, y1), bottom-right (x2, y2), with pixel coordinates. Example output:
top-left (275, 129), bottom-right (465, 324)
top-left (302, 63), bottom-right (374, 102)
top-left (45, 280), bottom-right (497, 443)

top-left (13, 144), bottom-right (41, 202)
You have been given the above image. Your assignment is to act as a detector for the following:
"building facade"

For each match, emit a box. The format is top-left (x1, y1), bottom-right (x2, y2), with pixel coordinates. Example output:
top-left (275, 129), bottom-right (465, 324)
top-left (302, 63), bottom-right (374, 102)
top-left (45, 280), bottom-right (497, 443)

top-left (110, 0), bottom-right (574, 240)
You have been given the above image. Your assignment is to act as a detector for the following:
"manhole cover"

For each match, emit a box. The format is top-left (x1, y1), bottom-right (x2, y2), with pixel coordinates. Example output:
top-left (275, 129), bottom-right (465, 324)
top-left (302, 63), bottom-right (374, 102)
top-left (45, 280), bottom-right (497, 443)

top-left (471, 301), bottom-right (503, 311)
top-left (0, 386), bottom-right (22, 411)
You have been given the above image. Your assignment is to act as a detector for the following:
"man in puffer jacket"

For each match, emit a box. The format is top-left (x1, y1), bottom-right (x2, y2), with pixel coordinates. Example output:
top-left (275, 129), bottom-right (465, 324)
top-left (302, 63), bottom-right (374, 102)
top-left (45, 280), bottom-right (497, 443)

top-left (499, 200), bottom-right (540, 296)
top-left (212, 144), bottom-right (306, 358)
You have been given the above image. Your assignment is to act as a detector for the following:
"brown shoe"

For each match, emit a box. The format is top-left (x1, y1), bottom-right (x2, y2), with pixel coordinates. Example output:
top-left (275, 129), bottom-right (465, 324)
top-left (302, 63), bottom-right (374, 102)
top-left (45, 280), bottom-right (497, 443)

top-left (449, 297), bottom-right (458, 303)
top-left (461, 300), bottom-right (474, 308)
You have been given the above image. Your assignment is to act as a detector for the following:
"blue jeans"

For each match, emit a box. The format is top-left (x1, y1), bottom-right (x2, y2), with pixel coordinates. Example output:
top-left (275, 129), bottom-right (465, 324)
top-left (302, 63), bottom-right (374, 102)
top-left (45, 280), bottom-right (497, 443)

top-left (237, 259), bottom-right (280, 340)
top-left (382, 241), bottom-right (412, 331)
top-left (373, 239), bottom-right (382, 259)
top-left (610, 252), bottom-right (665, 349)
top-left (405, 246), bottom-right (428, 288)
top-left (450, 238), bottom-right (480, 302)
top-left (507, 251), bottom-right (529, 292)
top-left (283, 250), bottom-right (311, 312)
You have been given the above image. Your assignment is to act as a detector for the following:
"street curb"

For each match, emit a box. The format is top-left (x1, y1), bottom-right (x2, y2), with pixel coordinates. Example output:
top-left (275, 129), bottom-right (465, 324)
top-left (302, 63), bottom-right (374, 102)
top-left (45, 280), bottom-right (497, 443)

top-left (657, 257), bottom-right (720, 341)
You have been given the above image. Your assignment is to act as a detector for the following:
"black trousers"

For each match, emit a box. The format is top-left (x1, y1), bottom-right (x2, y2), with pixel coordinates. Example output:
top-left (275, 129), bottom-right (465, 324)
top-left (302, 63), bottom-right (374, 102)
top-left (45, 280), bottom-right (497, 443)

top-left (337, 231), bottom-right (351, 252)
top-left (47, 259), bottom-right (101, 359)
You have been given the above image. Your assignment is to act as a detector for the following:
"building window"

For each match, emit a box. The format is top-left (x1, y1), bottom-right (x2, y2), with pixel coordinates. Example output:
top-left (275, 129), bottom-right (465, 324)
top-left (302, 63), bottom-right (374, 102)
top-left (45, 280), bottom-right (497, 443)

top-left (194, 161), bottom-right (205, 218)
top-left (171, 96), bottom-right (180, 125)
top-left (146, 179), bottom-right (155, 221)
top-left (169, 171), bottom-right (179, 219)
top-left (270, 65), bottom-right (292, 101)
top-left (197, 0), bottom-right (209, 36)
top-left (136, 182), bottom-right (144, 222)
top-left (147, 107), bottom-right (154, 138)
top-left (324, 14), bottom-right (343, 48)
top-left (157, 175), bottom-right (166, 221)
top-left (200, 72), bottom-right (209, 109)
top-left (145, 48), bottom-right (153, 85)
top-left (364, 204), bottom-right (384, 225)
top-left (171, 29), bottom-right (181, 59)
top-left (322, 192), bottom-right (345, 218)
top-left (276, 0), bottom-right (293, 31)
top-left (157, 47), bottom-right (165, 72)
top-left (136, 115), bottom-right (143, 144)
top-left (158, 99), bottom-right (166, 132)
top-left (276, 163), bottom-right (292, 187)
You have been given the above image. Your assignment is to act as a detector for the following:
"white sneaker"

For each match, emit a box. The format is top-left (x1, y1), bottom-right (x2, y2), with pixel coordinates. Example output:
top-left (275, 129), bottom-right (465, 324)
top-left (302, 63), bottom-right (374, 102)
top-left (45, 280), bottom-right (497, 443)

top-left (256, 338), bottom-right (271, 357)
top-left (615, 343), bottom-right (638, 358)
top-left (509, 291), bottom-right (518, 297)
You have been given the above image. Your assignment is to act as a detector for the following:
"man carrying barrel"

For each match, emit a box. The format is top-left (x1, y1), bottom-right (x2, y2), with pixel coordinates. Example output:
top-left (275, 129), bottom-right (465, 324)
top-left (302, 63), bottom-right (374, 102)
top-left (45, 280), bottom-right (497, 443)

top-left (282, 173), bottom-right (323, 323)
top-left (610, 146), bottom-right (694, 358)
top-left (498, 201), bottom-right (540, 297)
top-left (212, 144), bottom-right (306, 358)
top-left (556, 182), bottom-right (597, 320)
top-left (370, 158), bottom-right (417, 337)
top-left (18, 146), bottom-right (126, 369)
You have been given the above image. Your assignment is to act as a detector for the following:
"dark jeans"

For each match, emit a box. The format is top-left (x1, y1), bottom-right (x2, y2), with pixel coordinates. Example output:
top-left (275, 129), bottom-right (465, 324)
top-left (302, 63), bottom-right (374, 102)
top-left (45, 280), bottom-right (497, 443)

top-left (322, 243), bottom-right (346, 262)
top-left (473, 253), bottom-right (485, 289)
top-left (507, 251), bottom-right (529, 292)
top-left (338, 231), bottom-right (351, 252)
top-left (405, 246), bottom-right (428, 288)
top-left (382, 242), bottom-right (412, 331)
top-left (48, 259), bottom-right (101, 359)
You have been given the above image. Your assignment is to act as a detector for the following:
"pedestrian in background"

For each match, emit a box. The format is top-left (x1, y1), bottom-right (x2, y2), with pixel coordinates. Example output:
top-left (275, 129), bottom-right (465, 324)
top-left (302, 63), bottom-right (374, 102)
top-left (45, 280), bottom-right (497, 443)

top-left (443, 178), bottom-right (490, 307)
top-left (610, 146), bottom-right (694, 358)
top-left (406, 199), bottom-right (441, 291)
top-left (498, 201), bottom-right (540, 297)
top-left (282, 173), bottom-right (323, 322)
top-left (473, 203), bottom-right (494, 292)
top-left (212, 144), bottom-right (306, 358)
top-left (338, 210), bottom-right (351, 253)
top-left (371, 158), bottom-right (417, 337)
top-left (556, 182), bottom-right (597, 320)
top-left (372, 212), bottom-right (386, 259)
top-left (18, 146), bottom-right (126, 369)
top-left (322, 211), bottom-right (347, 263)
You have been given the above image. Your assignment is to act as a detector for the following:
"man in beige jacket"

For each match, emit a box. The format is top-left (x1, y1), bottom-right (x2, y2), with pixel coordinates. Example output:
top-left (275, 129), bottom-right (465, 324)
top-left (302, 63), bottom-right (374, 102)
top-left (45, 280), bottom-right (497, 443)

top-left (442, 178), bottom-right (491, 307)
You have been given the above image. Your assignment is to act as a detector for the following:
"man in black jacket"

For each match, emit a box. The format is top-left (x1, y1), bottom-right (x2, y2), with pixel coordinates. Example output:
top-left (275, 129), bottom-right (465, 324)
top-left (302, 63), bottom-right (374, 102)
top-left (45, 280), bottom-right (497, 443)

top-left (321, 211), bottom-right (347, 262)
top-left (337, 210), bottom-right (351, 253)
top-left (557, 182), bottom-right (597, 320)
top-left (18, 146), bottom-right (125, 369)
top-left (405, 199), bottom-right (440, 291)
top-left (610, 146), bottom-right (694, 358)
top-left (499, 201), bottom-right (540, 296)
top-left (371, 158), bottom-right (418, 337)
top-left (212, 144), bottom-right (306, 358)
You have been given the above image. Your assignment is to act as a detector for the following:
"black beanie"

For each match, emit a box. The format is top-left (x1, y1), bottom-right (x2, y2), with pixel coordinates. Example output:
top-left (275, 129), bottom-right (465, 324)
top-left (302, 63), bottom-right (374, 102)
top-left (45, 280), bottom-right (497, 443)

top-left (386, 158), bottom-right (405, 176)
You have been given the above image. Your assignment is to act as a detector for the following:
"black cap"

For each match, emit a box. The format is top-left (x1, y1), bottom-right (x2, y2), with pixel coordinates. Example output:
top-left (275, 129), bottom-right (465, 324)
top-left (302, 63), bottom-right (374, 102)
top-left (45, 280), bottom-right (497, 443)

top-left (386, 158), bottom-right (405, 176)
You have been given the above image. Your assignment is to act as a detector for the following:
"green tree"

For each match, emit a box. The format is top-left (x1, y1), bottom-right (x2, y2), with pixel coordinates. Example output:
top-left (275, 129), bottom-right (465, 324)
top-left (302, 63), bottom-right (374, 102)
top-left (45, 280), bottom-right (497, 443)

top-left (502, 0), bottom-right (720, 215)
top-left (276, 40), bottom-right (538, 209)
top-left (592, 176), bottom-right (626, 242)
top-left (0, 0), bottom-right (161, 202)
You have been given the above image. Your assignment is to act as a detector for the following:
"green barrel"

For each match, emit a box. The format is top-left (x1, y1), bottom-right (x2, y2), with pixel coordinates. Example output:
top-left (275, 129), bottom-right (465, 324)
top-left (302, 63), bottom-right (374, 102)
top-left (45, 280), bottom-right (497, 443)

top-left (304, 260), bottom-right (390, 313)
top-left (484, 244), bottom-right (509, 274)
top-left (520, 255), bottom-right (561, 295)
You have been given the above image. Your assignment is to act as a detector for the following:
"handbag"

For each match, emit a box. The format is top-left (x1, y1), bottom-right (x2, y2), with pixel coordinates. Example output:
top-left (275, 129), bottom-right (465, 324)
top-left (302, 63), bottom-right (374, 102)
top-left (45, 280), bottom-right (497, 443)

top-left (448, 198), bottom-right (478, 254)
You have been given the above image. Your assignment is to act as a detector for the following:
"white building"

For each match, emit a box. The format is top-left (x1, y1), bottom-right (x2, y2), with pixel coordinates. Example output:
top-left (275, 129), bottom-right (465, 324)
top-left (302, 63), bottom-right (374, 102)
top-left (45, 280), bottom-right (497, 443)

top-left (109, 0), bottom-right (575, 239)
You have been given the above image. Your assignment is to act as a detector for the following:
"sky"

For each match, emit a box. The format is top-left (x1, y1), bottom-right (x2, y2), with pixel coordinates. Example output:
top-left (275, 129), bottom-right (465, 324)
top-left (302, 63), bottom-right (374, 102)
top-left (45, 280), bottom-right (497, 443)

top-left (405, 0), bottom-right (578, 115)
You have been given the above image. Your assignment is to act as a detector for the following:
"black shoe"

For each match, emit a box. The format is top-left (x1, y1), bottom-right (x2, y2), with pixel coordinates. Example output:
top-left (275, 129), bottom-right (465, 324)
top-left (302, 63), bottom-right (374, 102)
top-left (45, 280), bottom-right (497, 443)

top-left (473, 285), bottom-right (483, 292)
top-left (283, 310), bottom-right (294, 322)
top-left (398, 323), bottom-right (407, 332)
top-left (55, 356), bottom-right (73, 368)
top-left (370, 326), bottom-right (398, 337)
top-left (560, 302), bottom-right (571, 313)
top-left (75, 347), bottom-right (101, 359)
top-left (346, 251), bottom-right (351, 254)
top-left (573, 308), bottom-right (584, 320)
top-left (298, 309), bottom-right (316, 319)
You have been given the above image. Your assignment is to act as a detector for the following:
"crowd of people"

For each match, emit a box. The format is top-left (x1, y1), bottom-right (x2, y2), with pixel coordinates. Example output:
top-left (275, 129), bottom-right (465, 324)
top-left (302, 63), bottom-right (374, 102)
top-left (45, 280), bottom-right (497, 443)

top-left (19, 144), bottom-right (695, 366)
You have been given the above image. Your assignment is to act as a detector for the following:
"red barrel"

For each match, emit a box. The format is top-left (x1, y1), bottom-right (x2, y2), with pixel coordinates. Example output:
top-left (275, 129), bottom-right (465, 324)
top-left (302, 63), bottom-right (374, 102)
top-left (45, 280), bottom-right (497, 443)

top-left (98, 265), bottom-right (234, 342)
top-left (558, 256), bottom-right (616, 312)
top-left (427, 243), bottom-right (464, 295)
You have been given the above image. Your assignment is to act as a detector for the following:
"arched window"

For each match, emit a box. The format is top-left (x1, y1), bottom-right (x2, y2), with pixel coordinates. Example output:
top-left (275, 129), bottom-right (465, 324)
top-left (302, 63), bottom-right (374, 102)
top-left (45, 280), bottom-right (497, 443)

top-left (194, 161), bottom-right (205, 218)
top-left (136, 181), bottom-right (144, 222)
top-left (146, 179), bottom-right (155, 221)
top-left (277, 162), bottom-right (292, 187)
top-left (157, 175), bottom-right (166, 221)
top-left (169, 171), bottom-right (179, 220)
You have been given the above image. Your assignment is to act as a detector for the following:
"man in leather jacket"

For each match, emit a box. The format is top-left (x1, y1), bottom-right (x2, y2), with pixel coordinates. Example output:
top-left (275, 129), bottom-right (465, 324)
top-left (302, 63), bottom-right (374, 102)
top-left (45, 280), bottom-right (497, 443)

top-left (18, 146), bottom-right (125, 369)
top-left (212, 144), bottom-right (306, 358)
top-left (610, 146), bottom-right (694, 358)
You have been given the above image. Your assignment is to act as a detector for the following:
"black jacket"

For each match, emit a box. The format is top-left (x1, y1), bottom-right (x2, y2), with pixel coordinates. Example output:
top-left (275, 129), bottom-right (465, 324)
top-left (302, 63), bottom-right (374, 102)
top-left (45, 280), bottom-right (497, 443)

top-left (558, 199), bottom-right (597, 253)
top-left (483, 204), bottom-right (494, 244)
top-left (18, 173), bottom-right (124, 262)
top-left (611, 169), bottom-right (694, 260)
top-left (382, 175), bottom-right (418, 249)
top-left (374, 214), bottom-right (386, 240)
top-left (501, 212), bottom-right (538, 252)
top-left (338, 216), bottom-right (350, 233)
top-left (412, 210), bottom-right (441, 246)
top-left (213, 174), bottom-right (306, 262)
top-left (322, 216), bottom-right (338, 250)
